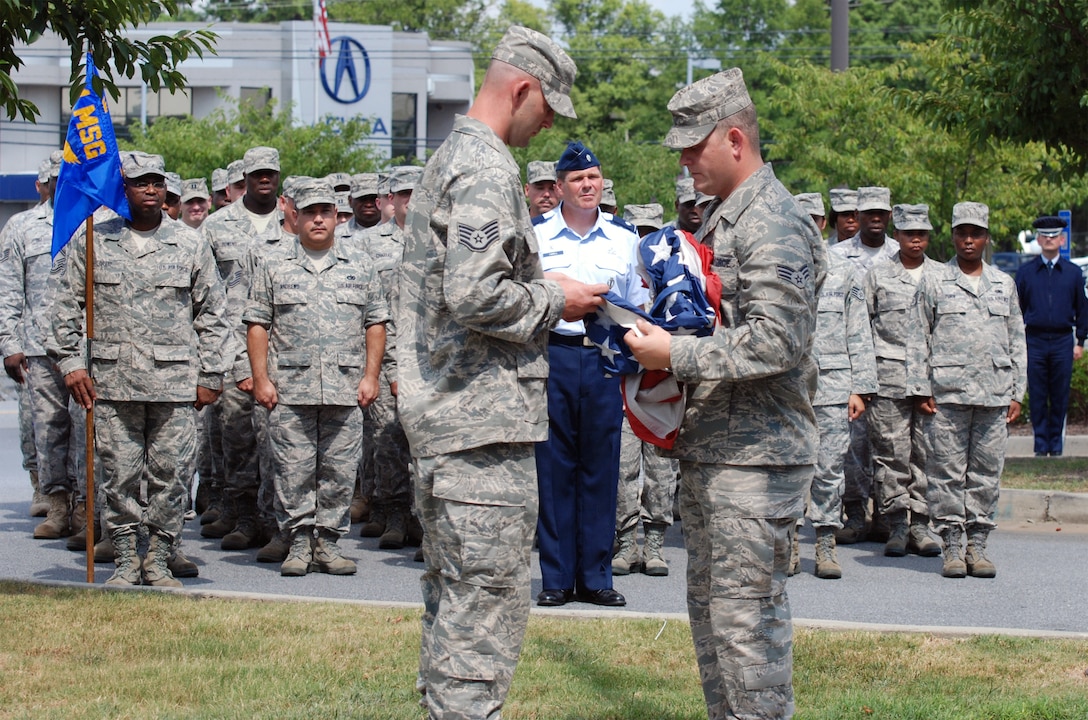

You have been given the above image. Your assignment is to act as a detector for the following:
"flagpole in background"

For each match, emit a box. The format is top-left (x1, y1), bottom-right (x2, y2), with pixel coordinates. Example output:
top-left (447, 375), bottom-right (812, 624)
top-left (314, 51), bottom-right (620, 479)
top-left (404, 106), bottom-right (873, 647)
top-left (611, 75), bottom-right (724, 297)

top-left (83, 219), bottom-right (95, 583)
top-left (313, 0), bottom-right (331, 124)
top-left (52, 51), bottom-right (131, 583)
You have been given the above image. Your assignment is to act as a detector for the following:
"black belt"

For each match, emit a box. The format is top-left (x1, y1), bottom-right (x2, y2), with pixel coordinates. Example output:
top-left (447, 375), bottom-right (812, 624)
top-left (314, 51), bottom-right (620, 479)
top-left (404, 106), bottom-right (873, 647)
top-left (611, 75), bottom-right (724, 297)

top-left (549, 332), bottom-right (589, 347)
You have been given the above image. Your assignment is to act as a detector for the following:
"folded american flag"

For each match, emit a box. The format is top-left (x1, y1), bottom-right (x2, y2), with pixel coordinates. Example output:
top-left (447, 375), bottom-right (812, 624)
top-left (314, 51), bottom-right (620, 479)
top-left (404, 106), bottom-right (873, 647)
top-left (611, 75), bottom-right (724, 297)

top-left (583, 226), bottom-right (718, 448)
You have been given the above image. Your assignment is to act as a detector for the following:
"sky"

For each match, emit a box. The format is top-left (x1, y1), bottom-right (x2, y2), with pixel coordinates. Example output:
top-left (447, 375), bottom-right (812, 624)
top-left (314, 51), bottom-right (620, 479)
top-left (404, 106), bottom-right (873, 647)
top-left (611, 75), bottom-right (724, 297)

top-left (647, 0), bottom-right (696, 20)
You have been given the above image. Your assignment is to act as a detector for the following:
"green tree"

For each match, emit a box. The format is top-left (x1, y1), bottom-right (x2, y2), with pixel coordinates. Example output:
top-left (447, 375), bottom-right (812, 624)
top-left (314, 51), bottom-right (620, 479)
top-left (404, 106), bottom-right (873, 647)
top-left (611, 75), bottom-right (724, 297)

top-left (201, 0), bottom-right (311, 22)
top-left (0, 0), bottom-right (216, 121)
top-left (763, 58), bottom-right (1088, 259)
top-left (327, 0), bottom-right (492, 44)
top-left (904, 0), bottom-right (1088, 171)
top-left (122, 96), bottom-right (382, 180)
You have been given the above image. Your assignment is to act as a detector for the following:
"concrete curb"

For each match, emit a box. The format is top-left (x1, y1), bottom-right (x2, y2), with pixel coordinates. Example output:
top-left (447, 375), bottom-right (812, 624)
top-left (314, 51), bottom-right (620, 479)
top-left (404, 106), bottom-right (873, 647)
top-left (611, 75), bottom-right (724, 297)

top-left (7, 578), bottom-right (1088, 641)
top-left (998, 488), bottom-right (1088, 526)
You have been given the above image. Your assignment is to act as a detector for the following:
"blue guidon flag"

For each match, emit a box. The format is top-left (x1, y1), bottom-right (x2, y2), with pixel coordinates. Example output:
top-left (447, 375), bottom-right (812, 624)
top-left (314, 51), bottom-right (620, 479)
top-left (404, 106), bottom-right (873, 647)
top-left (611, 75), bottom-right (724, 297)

top-left (52, 53), bottom-right (130, 258)
top-left (584, 226), bottom-right (719, 448)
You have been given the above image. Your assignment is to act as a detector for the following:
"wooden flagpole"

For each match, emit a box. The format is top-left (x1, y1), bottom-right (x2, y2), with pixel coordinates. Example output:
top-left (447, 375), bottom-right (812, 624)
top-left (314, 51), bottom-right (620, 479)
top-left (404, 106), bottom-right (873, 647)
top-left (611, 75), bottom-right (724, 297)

top-left (84, 218), bottom-right (95, 583)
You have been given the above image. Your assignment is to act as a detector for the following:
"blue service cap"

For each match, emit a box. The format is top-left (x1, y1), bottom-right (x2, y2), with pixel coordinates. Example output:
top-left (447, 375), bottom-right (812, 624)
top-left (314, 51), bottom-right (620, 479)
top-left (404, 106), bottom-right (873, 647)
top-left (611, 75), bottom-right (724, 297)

top-left (1033, 215), bottom-right (1067, 237)
top-left (555, 141), bottom-right (600, 173)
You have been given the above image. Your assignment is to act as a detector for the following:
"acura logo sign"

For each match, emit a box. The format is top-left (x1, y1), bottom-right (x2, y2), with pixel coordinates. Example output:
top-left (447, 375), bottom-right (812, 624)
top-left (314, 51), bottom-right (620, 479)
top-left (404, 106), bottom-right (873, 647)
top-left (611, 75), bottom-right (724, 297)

top-left (321, 36), bottom-right (372, 104)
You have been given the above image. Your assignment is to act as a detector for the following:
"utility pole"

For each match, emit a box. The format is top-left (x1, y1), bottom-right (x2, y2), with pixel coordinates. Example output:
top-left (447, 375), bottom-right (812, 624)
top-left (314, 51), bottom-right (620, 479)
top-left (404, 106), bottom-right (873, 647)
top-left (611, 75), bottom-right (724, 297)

top-left (831, 0), bottom-right (849, 71)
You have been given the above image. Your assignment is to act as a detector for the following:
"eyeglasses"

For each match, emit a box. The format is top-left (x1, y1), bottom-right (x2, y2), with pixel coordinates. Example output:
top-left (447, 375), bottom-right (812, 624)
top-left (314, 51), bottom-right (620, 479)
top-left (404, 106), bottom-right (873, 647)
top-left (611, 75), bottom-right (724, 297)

top-left (126, 179), bottom-right (166, 190)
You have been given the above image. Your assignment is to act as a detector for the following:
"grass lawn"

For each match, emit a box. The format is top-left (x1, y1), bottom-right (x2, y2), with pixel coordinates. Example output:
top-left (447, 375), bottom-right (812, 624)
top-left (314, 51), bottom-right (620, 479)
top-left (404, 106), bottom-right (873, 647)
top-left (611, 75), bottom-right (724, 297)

top-left (1, 581), bottom-right (1086, 719)
top-left (1002, 457), bottom-right (1088, 493)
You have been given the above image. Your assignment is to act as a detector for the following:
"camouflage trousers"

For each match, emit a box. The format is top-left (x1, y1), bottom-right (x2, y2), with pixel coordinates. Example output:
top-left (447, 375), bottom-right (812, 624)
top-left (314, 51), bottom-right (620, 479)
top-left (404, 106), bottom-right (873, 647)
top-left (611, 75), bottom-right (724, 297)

top-left (95, 400), bottom-right (196, 543)
top-left (27, 356), bottom-right (87, 499)
top-left (616, 418), bottom-right (678, 532)
top-left (415, 443), bottom-right (537, 720)
top-left (253, 403), bottom-right (283, 530)
top-left (678, 461), bottom-right (809, 720)
top-left (925, 404), bottom-right (1006, 534)
top-left (869, 396), bottom-right (929, 517)
top-left (268, 403), bottom-right (362, 536)
top-left (362, 371), bottom-right (412, 510)
top-left (842, 411), bottom-right (873, 505)
top-left (15, 376), bottom-right (36, 473)
top-left (213, 385), bottom-right (260, 507)
top-left (196, 403), bottom-right (224, 499)
top-left (808, 404), bottom-right (848, 529)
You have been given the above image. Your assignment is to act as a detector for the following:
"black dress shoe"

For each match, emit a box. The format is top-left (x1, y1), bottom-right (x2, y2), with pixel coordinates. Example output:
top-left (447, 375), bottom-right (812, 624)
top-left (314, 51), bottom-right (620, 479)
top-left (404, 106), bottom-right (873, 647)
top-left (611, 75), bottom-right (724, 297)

top-left (575, 588), bottom-right (626, 607)
top-left (537, 588), bottom-right (572, 607)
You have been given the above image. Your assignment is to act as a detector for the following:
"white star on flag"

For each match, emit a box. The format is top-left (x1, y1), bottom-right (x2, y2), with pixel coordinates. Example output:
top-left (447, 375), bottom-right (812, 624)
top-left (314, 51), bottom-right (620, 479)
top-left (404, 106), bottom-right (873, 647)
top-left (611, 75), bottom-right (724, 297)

top-left (647, 236), bottom-right (672, 265)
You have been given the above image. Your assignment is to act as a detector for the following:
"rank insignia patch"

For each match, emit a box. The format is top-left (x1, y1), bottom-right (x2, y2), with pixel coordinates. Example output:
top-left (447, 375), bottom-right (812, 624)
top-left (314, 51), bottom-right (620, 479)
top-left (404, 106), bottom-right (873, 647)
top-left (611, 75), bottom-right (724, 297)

top-left (457, 220), bottom-right (500, 253)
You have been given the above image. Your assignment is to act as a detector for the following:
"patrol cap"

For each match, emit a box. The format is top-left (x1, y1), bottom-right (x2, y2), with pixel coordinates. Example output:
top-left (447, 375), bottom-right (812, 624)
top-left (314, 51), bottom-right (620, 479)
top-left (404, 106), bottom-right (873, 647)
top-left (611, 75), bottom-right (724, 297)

top-left (336, 191), bottom-right (351, 215)
top-left (325, 172), bottom-right (352, 191)
top-left (675, 177), bottom-right (696, 205)
top-left (121, 151), bottom-right (166, 180)
top-left (491, 25), bottom-right (577, 119)
top-left (892, 203), bottom-right (932, 231)
top-left (377, 173), bottom-right (390, 196)
top-left (1033, 215), bottom-right (1067, 237)
top-left (556, 141), bottom-right (600, 172)
top-left (350, 173), bottom-right (380, 199)
top-left (857, 186), bottom-right (891, 212)
top-left (951, 201), bottom-right (989, 230)
top-left (794, 192), bottom-right (825, 218)
top-left (37, 157), bottom-right (52, 184)
top-left (601, 179), bottom-right (617, 207)
top-left (243, 146), bottom-right (280, 174)
top-left (829, 188), bottom-right (857, 213)
top-left (293, 180), bottom-right (337, 210)
top-left (526, 160), bottom-right (557, 185)
top-left (281, 175), bottom-right (312, 201)
top-left (164, 172), bottom-right (182, 198)
top-left (227, 160), bottom-right (245, 185)
top-left (389, 166), bottom-right (423, 194)
top-left (211, 168), bottom-right (229, 192)
top-left (623, 203), bottom-right (664, 230)
top-left (695, 190), bottom-right (715, 206)
top-left (664, 67), bottom-right (753, 150)
top-left (180, 178), bottom-right (210, 203)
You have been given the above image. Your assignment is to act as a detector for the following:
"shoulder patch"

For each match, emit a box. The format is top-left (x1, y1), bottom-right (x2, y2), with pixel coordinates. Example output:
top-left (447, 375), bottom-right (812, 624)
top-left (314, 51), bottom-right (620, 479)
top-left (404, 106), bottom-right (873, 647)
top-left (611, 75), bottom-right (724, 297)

top-left (850, 285), bottom-right (865, 302)
top-left (776, 264), bottom-right (811, 289)
top-left (0, 247), bottom-right (8, 264)
top-left (609, 215), bottom-right (637, 234)
top-left (51, 255), bottom-right (66, 275)
top-left (457, 220), bottom-right (501, 253)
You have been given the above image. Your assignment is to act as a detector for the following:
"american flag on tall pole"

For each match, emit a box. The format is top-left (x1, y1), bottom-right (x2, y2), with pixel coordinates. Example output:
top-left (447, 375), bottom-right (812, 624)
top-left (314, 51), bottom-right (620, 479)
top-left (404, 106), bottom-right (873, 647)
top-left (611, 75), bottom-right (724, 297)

top-left (314, 0), bottom-right (331, 59)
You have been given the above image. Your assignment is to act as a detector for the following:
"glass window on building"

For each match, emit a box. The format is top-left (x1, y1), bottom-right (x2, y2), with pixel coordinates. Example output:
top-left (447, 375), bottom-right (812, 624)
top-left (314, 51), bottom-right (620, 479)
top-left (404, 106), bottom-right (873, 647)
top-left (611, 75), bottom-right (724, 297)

top-left (392, 92), bottom-right (417, 162)
top-left (60, 86), bottom-right (192, 142)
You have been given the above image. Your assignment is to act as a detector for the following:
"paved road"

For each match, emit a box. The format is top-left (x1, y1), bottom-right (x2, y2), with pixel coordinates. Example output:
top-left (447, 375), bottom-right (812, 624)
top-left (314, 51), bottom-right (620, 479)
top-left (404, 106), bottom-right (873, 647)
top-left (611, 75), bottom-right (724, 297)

top-left (1, 402), bottom-right (1085, 637)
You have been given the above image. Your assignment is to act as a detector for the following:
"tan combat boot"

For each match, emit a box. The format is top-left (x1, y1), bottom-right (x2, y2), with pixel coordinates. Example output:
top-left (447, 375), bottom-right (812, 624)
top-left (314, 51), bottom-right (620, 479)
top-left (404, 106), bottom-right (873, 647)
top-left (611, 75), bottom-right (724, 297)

top-left (256, 529), bottom-right (291, 563)
top-left (379, 510), bottom-right (408, 550)
top-left (349, 490), bottom-right (370, 524)
top-left (814, 526), bottom-right (842, 579)
top-left (281, 531), bottom-right (313, 577)
top-left (906, 512), bottom-right (941, 557)
top-left (94, 533), bottom-right (116, 563)
top-left (105, 533), bottom-right (143, 586)
top-left (835, 500), bottom-right (868, 545)
top-left (29, 471), bottom-right (49, 517)
top-left (167, 538), bottom-right (199, 579)
top-left (142, 534), bottom-right (182, 587)
top-left (33, 491), bottom-right (71, 539)
top-left (965, 529), bottom-right (996, 578)
top-left (359, 506), bottom-right (387, 538)
top-left (65, 500), bottom-right (93, 551)
top-left (883, 509), bottom-right (909, 557)
top-left (643, 524), bottom-right (669, 577)
top-left (940, 526), bottom-right (966, 578)
top-left (611, 526), bottom-right (641, 575)
top-left (313, 531), bottom-right (356, 575)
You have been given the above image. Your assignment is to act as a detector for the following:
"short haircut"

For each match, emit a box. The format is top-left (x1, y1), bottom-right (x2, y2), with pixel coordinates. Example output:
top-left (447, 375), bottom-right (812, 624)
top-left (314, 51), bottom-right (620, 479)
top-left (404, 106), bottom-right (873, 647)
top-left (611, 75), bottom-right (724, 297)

top-left (714, 104), bottom-right (760, 155)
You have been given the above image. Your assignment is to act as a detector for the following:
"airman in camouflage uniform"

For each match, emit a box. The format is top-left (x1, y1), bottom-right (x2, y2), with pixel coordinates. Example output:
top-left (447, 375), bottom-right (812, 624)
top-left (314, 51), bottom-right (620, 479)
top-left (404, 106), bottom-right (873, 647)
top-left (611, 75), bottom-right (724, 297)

top-left (0, 151), bottom-right (89, 542)
top-left (396, 26), bottom-right (605, 719)
top-left (0, 155), bottom-right (53, 517)
top-left (627, 69), bottom-right (827, 720)
top-left (199, 146), bottom-right (283, 552)
top-left (244, 180), bottom-right (387, 577)
top-left (908, 201), bottom-right (1026, 579)
top-left (830, 186), bottom-right (896, 544)
top-left (865, 204), bottom-right (943, 558)
top-left (50, 151), bottom-right (228, 587)
top-left (355, 166), bottom-right (419, 549)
